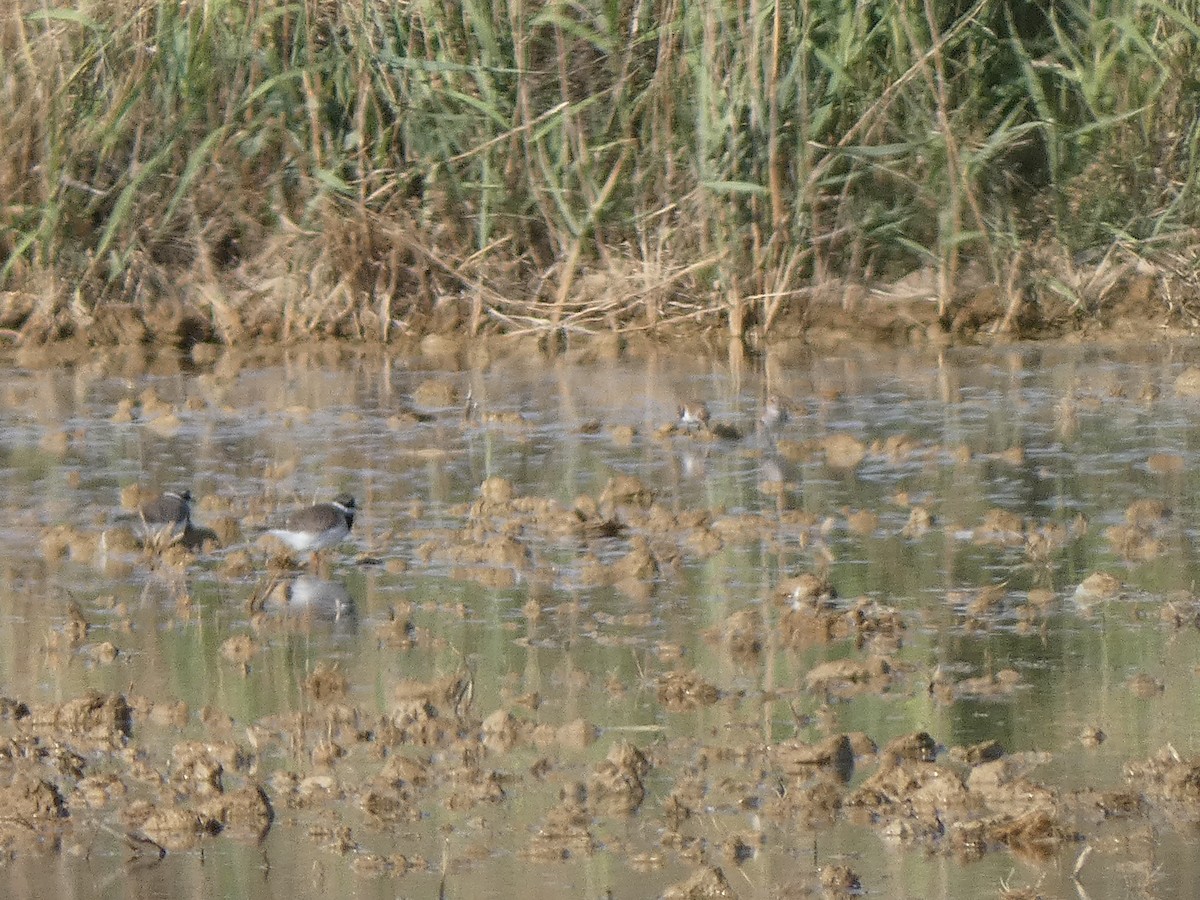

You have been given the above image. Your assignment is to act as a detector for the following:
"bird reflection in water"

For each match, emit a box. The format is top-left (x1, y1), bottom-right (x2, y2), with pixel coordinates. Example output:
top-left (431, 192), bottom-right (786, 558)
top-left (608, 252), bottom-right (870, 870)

top-left (266, 575), bottom-right (355, 624)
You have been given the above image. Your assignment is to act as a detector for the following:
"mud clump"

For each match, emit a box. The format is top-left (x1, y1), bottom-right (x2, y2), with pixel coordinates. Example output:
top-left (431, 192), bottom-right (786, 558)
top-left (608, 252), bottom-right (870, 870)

top-left (360, 782), bottom-right (420, 825)
top-left (387, 672), bottom-right (475, 746)
top-left (658, 670), bottom-right (721, 711)
top-left (306, 662), bottom-right (349, 703)
top-left (662, 865), bottom-right (737, 899)
top-left (202, 784), bottom-right (274, 838)
top-left (360, 753), bottom-right (428, 826)
top-left (0, 774), bottom-right (67, 820)
top-left (588, 742), bottom-right (650, 816)
top-left (132, 805), bottom-right (223, 851)
top-left (0, 772), bottom-right (71, 849)
top-left (599, 474), bottom-right (656, 510)
top-left (782, 597), bottom-right (905, 649)
top-left (1125, 746), bottom-right (1200, 815)
top-left (170, 742), bottom-right (228, 797)
top-left (805, 656), bottom-right (894, 697)
top-left (835, 734), bottom-right (1079, 860)
top-left (524, 785), bottom-right (595, 861)
top-left (25, 692), bottom-right (132, 745)
top-left (819, 864), bottom-right (861, 897)
top-left (880, 731), bottom-right (938, 764)
top-left (481, 709), bottom-right (525, 753)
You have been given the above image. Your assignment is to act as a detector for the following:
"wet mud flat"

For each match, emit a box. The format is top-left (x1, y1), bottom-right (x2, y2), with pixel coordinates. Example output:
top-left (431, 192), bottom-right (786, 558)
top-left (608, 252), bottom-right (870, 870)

top-left (3, 595), bottom-right (1199, 900)
top-left (2, 338), bottom-right (1200, 898)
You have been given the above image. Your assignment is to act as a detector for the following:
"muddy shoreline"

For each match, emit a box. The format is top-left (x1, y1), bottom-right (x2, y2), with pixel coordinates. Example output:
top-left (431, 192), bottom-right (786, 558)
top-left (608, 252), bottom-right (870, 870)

top-left (2, 255), bottom-right (1193, 358)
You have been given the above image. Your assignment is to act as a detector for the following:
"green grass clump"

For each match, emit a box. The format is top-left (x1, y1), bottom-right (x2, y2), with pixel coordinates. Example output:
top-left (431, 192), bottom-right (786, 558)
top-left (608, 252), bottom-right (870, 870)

top-left (1, 0), bottom-right (1199, 344)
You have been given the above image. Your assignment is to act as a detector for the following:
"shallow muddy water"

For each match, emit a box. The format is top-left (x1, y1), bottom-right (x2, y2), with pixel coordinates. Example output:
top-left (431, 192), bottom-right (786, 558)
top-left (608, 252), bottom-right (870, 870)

top-left (3, 336), bottom-right (1200, 898)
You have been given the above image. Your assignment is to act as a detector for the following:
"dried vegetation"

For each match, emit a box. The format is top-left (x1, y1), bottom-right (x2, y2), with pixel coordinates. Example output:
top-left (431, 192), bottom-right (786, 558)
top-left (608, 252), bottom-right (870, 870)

top-left (3, 2), bottom-right (1200, 347)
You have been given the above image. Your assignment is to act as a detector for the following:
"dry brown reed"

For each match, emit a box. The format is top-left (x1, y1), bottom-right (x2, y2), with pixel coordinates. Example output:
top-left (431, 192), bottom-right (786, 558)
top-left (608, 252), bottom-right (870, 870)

top-left (2, 1), bottom-right (1200, 345)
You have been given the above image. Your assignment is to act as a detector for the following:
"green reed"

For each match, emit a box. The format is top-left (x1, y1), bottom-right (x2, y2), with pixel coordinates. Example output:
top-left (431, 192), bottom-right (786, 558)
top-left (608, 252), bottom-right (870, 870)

top-left (1, 0), bottom-right (1197, 340)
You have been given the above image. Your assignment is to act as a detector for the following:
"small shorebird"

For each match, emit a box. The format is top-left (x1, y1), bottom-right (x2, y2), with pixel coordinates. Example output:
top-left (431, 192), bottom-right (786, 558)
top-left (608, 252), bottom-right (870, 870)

top-left (677, 400), bottom-right (711, 432)
top-left (759, 394), bottom-right (792, 430)
top-left (268, 494), bottom-right (357, 568)
top-left (134, 489), bottom-right (192, 549)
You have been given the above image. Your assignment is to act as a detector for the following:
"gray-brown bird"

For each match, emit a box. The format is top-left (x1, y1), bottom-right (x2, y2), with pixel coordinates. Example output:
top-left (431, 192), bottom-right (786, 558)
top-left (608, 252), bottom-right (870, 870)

top-left (134, 489), bottom-right (192, 548)
top-left (268, 494), bottom-right (356, 567)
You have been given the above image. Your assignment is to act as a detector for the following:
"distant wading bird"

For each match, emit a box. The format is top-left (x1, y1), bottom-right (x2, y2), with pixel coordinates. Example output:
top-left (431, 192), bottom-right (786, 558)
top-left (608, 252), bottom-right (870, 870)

top-left (677, 400), bottom-right (711, 432)
top-left (268, 494), bottom-right (357, 569)
top-left (134, 489), bottom-right (193, 551)
top-left (759, 394), bottom-right (792, 431)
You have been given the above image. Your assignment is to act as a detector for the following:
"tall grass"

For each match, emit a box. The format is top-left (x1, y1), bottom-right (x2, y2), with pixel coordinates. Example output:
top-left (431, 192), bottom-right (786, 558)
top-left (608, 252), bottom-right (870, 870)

top-left (1, 0), bottom-right (1198, 343)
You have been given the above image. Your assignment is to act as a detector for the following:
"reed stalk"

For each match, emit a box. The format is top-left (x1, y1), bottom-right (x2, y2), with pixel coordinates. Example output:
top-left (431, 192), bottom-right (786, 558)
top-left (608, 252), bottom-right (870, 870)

top-left (0, 0), bottom-right (1197, 342)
